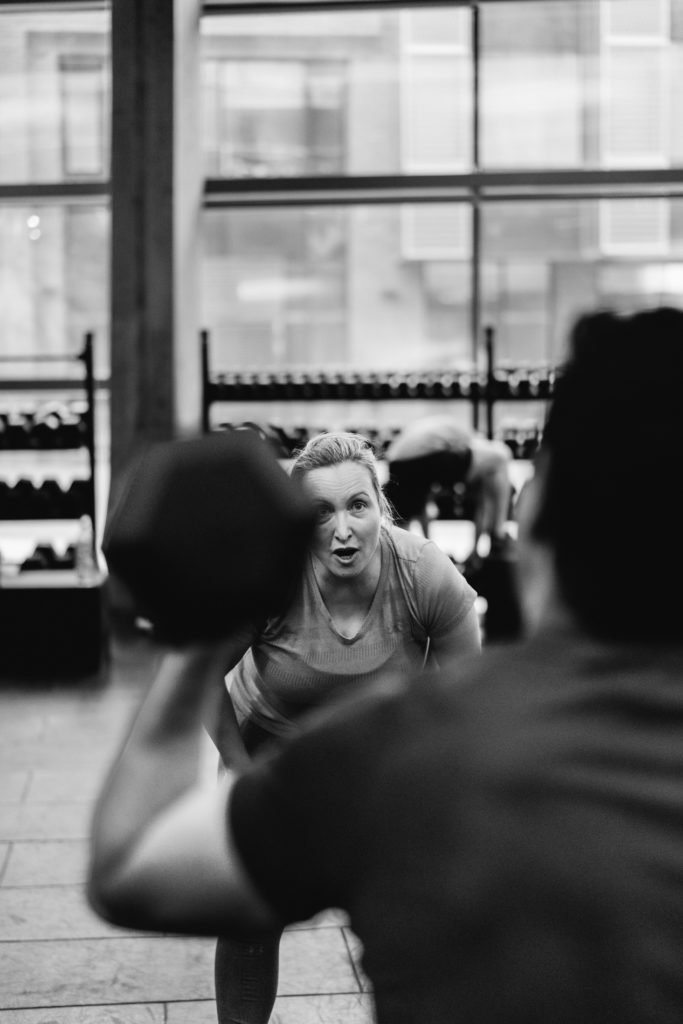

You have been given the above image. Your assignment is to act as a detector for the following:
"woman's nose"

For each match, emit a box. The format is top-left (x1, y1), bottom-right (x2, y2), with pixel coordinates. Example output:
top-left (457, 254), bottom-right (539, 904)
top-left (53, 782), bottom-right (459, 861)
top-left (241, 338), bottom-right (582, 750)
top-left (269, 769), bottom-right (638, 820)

top-left (333, 512), bottom-right (351, 540)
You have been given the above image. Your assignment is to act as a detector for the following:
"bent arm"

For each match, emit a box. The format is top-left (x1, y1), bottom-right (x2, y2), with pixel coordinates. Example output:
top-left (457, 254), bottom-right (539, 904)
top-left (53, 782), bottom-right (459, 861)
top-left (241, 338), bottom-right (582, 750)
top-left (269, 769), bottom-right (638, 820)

top-left (418, 544), bottom-right (482, 667)
top-left (88, 642), bottom-right (279, 936)
top-left (201, 626), bottom-right (256, 771)
top-left (433, 601), bottom-right (481, 664)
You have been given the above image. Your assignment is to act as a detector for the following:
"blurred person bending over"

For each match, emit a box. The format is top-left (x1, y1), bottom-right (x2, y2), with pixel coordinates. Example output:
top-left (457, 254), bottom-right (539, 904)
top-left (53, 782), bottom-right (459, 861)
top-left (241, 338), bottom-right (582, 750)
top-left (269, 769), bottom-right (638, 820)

top-left (88, 307), bottom-right (683, 1024)
top-left (384, 415), bottom-right (514, 563)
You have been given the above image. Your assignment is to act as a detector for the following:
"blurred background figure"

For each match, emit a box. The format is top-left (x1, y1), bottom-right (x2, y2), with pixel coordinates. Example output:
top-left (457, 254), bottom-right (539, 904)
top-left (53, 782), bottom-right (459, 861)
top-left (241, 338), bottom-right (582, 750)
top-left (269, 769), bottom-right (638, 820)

top-left (383, 415), bottom-right (514, 565)
top-left (383, 414), bottom-right (521, 641)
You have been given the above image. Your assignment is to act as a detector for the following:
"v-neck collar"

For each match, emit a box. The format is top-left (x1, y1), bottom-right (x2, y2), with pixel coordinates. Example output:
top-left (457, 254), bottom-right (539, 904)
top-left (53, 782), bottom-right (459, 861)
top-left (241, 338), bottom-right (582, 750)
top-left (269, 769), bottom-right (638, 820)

top-left (309, 535), bottom-right (387, 644)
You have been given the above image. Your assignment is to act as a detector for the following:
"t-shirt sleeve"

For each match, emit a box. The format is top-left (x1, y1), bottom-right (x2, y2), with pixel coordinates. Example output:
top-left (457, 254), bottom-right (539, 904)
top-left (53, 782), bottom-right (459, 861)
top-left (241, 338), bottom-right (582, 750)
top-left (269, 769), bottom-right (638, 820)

top-left (415, 541), bottom-right (477, 640)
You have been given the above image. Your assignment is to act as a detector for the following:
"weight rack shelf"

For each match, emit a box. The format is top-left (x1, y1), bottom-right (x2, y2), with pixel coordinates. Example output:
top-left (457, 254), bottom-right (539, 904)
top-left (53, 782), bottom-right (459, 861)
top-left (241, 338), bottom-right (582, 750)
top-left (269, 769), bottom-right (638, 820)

top-left (201, 325), bottom-right (559, 447)
top-left (0, 333), bottom-right (107, 678)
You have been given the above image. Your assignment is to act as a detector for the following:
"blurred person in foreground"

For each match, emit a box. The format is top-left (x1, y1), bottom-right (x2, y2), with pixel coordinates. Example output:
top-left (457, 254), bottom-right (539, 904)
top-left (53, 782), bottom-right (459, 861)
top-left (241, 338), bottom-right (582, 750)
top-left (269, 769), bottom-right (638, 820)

top-left (88, 307), bottom-right (683, 1024)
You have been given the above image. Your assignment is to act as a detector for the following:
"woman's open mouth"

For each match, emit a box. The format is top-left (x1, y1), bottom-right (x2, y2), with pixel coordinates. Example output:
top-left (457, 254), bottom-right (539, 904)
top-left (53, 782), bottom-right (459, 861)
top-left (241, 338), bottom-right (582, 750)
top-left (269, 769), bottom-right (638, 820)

top-left (333, 547), bottom-right (358, 564)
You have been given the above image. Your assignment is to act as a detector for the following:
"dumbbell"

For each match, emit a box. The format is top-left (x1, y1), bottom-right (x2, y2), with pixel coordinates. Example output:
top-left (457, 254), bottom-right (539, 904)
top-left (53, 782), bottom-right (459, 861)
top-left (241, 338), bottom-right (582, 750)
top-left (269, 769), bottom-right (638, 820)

top-left (102, 430), bottom-right (315, 644)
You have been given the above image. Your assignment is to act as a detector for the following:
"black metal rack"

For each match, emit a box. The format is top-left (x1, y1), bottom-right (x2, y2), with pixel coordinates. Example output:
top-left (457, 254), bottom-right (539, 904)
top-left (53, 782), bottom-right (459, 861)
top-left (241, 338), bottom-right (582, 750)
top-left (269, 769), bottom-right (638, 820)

top-left (0, 333), bottom-right (98, 534)
top-left (0, 333), bottom-right (106, 677)
top-left (201, 326), bottom-right (557, 458)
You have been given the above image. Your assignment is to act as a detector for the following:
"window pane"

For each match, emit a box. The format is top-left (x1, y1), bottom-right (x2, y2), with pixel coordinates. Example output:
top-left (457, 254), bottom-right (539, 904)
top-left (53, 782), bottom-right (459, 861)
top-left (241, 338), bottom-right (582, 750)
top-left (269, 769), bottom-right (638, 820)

top-left (201, 8), bottom-right (473, 177)
top-left (0, 202), bottom-right (110, 378)
top-left (482, 196), bottom-right (683, 369)
top-left (604, 0), bottom-right (669, 39)
top-left (201, 203), bottom-right (472, 374)
top-left (481, 194), bottom-right (683, 437)
top-left (60, 55), bottom-right (107, 177)
top-left (480, 0), bottom-right (681, 170)
top-left (0, 6), bottom-right (110, 185)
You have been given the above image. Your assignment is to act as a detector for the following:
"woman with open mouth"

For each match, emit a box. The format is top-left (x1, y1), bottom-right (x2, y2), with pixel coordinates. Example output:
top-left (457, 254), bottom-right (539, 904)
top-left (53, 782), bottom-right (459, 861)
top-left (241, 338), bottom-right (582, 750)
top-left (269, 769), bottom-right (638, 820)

top-left (208, 429), bottom-right (482, 1024)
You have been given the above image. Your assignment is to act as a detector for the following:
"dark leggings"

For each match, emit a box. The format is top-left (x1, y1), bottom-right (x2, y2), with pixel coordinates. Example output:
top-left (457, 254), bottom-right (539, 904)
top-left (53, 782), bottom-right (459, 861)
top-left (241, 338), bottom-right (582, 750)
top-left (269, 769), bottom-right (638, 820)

top-left (214, 931), bottom-right (282, 1024)
top-left (215, 718), bottom-right (282, 1024)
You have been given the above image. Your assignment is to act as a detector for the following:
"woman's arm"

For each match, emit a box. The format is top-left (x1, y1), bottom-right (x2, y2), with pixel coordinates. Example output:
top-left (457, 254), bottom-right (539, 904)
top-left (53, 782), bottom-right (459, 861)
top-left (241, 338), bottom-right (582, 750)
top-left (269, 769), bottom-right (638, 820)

top-left (87, 641), bottom-right (278, 936)
top-left (418, 544), bottom-right (482, 666)
top-left (201, 626), bottom-right (256, 770)
top-left (432, 601), bottom-right (481, 664)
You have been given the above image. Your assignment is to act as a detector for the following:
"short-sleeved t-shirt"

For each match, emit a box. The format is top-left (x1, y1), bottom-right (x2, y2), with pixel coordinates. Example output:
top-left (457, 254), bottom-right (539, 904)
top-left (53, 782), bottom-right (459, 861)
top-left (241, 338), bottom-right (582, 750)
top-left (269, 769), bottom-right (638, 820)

top-left (227, 525), bottom-right (476, 738)
top-left (230, 625), bottom-right (683, 1024)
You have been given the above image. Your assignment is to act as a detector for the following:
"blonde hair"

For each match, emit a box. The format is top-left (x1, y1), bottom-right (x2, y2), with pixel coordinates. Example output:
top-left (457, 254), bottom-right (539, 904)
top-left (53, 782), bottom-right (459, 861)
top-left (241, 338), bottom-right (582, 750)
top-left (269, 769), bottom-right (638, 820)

top-left (290, 431), bottom-right (394, 525)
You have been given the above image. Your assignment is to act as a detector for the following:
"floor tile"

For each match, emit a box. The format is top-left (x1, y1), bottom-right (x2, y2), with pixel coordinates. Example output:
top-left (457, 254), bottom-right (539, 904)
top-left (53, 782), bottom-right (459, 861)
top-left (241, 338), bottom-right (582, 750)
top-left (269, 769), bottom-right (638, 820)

top-left (0, 884), bottom-right (124, 941)
top-left (164, 1000), bottom-right (217, 1024)
top-left (0, 936), bottom-right (216, 1009)
top-left (342, 927), bottom-right (371, 992)
top-left (1, 840), bottom-right (89, 888)
top-left (40, 709), bottom-right (135, 746)
top-left (0, 804), bottom-right (92, 842)
top-left (278, 927), bottom-right (360, 995)
top-left (0, 739), bottom-right (119, 772)
top-left (165, 992), bottom-right (375, 1024)
top-left (25, 770), bottom-right (103, 804)
top-left (271, 993), bottom-right (375, 1024)
top-left (0, 1005), bottom-right (163, 1024)
top-left (0, 927), bottom-right (360, 1011)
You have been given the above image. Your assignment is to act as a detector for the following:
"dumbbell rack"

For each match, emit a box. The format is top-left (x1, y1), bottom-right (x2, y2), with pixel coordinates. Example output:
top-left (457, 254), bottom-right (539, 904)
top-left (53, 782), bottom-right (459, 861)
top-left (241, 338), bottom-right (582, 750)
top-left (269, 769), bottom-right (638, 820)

top-left (0, 334), bottom-right (107, 677)
top-left (200, 326), bottom-right (557, 469)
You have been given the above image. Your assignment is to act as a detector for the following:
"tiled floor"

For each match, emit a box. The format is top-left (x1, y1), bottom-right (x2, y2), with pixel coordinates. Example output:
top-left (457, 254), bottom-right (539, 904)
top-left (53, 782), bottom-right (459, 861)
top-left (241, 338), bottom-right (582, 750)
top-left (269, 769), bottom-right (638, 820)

top-left (0, 629), bottom-right (374, 1024)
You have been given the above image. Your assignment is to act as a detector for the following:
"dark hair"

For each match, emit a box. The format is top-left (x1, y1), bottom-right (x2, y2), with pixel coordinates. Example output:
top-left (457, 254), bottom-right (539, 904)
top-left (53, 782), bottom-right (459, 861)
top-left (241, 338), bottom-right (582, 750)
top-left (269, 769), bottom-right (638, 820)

top-left (290, 431), bottom-right (394, 526)
top-left (531, 306), bottom-right (683, 642)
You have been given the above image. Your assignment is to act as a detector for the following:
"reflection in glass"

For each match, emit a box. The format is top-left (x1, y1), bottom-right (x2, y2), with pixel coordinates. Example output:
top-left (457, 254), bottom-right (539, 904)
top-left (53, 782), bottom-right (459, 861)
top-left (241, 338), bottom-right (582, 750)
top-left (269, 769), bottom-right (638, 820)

top-left (0, 6), bottom-right (110, 185)
top-left (201, 8), bottom-right (473, 177)
top-left (60, 55), bottom-right (107, 178)
top-left (0, 204), bottom-right (110, 377)
top-left (481, 197), bottom-right (683, 370)
top-left (480, 0), bottom-right (681, 170)
top-left (201, 203), bottom-right (472, 373)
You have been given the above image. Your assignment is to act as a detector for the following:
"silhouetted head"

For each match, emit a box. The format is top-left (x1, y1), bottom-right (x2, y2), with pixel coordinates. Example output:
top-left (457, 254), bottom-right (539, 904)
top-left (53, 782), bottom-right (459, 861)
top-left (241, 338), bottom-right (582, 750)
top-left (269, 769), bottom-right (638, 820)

top-left (529, 306), bottom-right (683, 642)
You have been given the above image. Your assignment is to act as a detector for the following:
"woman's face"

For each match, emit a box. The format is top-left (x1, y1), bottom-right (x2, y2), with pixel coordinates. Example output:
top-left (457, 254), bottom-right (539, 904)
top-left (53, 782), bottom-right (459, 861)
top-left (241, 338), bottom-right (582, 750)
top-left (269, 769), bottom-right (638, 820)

top-left (303, 461), bottom-right (383, 581)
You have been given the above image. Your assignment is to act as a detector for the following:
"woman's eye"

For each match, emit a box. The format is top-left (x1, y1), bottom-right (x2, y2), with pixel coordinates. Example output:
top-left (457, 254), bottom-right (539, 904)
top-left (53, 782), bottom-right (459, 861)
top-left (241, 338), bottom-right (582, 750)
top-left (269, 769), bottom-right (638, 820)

top-left (316, 507), bottom-right (332, 522)
top-left (351, 500), bottom-right (367, 512)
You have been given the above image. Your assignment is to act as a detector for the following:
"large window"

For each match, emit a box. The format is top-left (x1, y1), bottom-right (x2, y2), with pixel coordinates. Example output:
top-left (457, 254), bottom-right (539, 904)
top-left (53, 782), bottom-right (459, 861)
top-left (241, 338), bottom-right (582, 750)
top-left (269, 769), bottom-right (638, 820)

top-left (0, 6), bottom-right (110, 186)
top-left (0, 5), bottom-right (110, 373)
top-left (0, 4), bottom-right (111, 541)
top-left (200, 0), bottom-right (683, 439)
